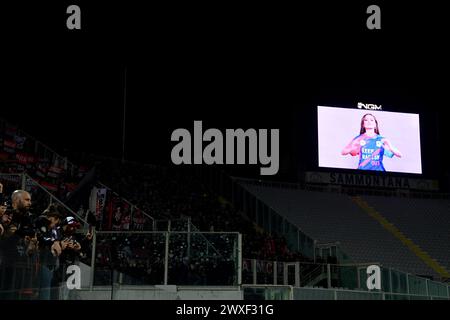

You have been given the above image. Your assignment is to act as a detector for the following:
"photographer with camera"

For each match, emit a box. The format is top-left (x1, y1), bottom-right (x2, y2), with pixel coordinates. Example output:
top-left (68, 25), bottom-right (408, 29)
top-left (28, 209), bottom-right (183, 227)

top-left (10, 190), bottom-right (34, 236)
top-left (59, 216), bottom-right (82, 262)
top-left (36, 204), bottom-right (64, 300)
top-left (11, 189), bottom-right (39, 256)
top-left (52, 215), bottom-right (83, 296)
top-left (0, 188), bottom-right (38, 299)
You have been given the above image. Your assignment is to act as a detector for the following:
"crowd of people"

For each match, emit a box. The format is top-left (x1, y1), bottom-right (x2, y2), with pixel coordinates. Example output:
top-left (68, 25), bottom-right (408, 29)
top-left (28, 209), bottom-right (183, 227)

top-left (0, 120), bottom-right (87, 201)
top-left (0, 182), bottom-right (93, 299)
top-left (94, 160), bottom-right (314, 263)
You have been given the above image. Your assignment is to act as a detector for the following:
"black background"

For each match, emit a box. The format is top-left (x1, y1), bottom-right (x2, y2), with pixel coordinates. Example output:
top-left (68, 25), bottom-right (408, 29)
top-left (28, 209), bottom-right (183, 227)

top-left (1, 1), bottom-right (449, 185)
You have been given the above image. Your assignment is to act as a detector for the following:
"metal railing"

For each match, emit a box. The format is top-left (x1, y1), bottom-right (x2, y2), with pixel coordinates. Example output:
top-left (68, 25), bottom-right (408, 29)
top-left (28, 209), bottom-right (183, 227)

top-left (97, 181), bottom-right (155, 227)
top-left (231, 177), bottom-right (317, 259)
top-left (241, 258), bottom-right (450, 300)
top-left (0, 230), bottom-right (242, 300)
top-left (92, 231), bottom-right (242, 288)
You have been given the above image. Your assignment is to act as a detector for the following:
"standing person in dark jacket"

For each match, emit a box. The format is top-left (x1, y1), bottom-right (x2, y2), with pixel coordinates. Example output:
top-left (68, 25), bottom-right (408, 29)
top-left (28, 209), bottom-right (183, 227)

top-left (0, 189), bottom-right (36, 299)
top-left (52, 216), bottom-right (85, 298)
top-left (59, 217), bottom-right (83, 267)
top-left (37, 205), bottom-right (63, 300)
top-left (10, 190), bottom-right (34, 239)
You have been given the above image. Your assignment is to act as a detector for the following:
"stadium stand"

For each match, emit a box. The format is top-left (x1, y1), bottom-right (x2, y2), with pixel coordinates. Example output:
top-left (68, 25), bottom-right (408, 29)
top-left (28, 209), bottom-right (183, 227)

top-left (0, 118), bottom-right (89, 202)
top-left (361, 195), bottom-right (450, 278)
top-left (237, 181), bottom-right (444, 280)
top-left (90, 158), bottom-right (309, 262)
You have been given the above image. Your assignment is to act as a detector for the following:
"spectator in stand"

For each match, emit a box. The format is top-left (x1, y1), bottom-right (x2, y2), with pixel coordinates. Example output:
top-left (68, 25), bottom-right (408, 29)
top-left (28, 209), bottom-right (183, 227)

top-left (112, 207), bottom-right (123, 231)
top-left (51, 215), bottom-right (88, 298)
top-left (121, 212), bottom-right (131, 231)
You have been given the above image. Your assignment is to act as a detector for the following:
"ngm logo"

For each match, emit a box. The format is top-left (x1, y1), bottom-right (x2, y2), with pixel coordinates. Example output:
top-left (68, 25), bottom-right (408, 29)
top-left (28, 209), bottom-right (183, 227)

top-left (357, 102), bottom-right (382, 110)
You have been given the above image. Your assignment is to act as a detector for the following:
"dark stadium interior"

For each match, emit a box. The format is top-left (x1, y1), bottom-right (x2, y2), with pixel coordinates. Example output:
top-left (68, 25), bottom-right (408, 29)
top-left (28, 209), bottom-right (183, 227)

top-left (1, 1), bottom-right (449, 302)
top-left (3, 1), bottom-right (449, 182)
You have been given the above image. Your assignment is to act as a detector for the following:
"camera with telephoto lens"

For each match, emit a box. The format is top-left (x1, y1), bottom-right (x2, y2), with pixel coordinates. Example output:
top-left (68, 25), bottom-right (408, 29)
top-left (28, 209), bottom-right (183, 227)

top-left (20, 215), bottom-right (51, 238)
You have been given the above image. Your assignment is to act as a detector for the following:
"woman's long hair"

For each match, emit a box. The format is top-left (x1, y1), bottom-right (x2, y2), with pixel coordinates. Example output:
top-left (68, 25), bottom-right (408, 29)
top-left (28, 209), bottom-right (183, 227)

top-left (360, 113), bottom-right (380, 134)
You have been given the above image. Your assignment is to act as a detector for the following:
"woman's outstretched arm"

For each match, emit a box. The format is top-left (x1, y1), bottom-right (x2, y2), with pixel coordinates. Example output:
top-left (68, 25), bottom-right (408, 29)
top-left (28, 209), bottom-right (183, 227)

top-left (383, 139), bottom-right (402, 157)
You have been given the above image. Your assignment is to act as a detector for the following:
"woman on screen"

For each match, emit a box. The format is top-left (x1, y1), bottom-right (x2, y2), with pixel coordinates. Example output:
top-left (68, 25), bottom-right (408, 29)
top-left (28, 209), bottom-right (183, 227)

top-left (341, 113), bottom-right (402, 171)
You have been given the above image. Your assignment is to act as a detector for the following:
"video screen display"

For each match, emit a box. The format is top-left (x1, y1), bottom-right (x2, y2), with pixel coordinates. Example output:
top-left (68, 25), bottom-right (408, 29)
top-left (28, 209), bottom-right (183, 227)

top-left (317, 106), bottom-right (422, 174)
